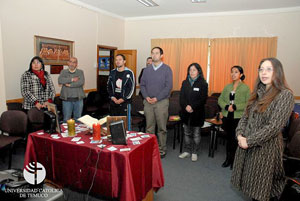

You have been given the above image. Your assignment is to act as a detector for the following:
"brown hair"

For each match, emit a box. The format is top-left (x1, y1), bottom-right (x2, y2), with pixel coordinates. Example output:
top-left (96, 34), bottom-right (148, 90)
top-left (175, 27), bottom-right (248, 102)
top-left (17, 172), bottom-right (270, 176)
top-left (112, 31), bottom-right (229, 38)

top-left (246, 57), bottom-right (291, 114)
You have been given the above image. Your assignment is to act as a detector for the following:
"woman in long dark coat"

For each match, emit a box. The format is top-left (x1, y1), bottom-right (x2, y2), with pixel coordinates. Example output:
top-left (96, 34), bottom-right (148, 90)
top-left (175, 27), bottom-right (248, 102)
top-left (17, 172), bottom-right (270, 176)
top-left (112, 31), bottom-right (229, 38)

top-left (231, 58), bottom-right (294, 201)
top-left (179, 63), bottom-right (208, 162)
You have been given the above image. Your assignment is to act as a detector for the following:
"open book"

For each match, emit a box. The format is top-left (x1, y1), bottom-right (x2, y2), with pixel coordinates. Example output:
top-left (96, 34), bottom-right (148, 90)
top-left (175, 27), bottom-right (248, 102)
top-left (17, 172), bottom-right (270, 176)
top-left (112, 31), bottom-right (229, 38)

top-left (78, 115), bottom-right (110, 128)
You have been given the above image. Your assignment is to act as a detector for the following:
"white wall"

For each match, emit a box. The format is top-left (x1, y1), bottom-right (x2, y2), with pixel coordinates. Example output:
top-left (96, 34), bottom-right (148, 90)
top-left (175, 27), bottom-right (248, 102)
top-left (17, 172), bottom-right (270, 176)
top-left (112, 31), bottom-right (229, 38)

top-left (124, 11), bottom-right (300, 96)
top-left (0, 0), bottom-right (125, 100)
top-left (0, 21), bottom-right (7, 113)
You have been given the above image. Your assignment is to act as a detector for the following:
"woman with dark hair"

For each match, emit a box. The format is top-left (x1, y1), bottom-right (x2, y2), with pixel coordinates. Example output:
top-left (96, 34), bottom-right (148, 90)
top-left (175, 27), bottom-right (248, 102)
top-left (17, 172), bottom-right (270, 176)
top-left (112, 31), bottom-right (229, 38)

top-left (21, 56), bottom-right (55, 110)
top-left (218, 66), bottom-right (250, 168)
top-left (178, 63), bottom-right (208, 162)
top-left (231, 58), bottom-right (294, 201)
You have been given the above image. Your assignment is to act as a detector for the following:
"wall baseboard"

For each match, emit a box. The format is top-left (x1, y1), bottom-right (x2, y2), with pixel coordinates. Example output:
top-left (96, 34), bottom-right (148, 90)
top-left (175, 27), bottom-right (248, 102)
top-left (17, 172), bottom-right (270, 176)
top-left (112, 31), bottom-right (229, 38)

top-left (6, 88), bottom-right (97, 104)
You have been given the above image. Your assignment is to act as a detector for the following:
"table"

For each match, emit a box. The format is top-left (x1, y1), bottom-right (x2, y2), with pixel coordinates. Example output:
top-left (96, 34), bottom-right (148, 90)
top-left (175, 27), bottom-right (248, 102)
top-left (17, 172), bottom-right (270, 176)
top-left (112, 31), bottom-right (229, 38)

top-left (24, 126), bottom-right (164, 201)
top-left (205, 118), bottom-right (223, 158)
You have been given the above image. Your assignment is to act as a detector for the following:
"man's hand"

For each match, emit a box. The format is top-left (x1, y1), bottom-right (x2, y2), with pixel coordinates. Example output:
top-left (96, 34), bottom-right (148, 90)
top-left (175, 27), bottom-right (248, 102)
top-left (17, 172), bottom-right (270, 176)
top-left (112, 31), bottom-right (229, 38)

top-left (146, 97), bottom-right (152, 104)
top-left (151, 97), bottom-right (157, 104)
top-left (65, 84), bottom-right (71, 87)
top-left (116, 98), bottom-right (124, 104)
top-left (72, 77), bottom-right (79, 82)
top-left (111, 97), bottom-right (118, 104)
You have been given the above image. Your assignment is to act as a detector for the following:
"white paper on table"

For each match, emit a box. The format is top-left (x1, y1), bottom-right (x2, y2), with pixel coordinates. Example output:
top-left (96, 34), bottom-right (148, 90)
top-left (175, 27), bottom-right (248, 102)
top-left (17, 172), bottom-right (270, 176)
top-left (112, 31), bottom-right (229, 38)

top-left (52, 136), bottom-right (61, 139)
top-left (51, 134), bottom-right (58, 138)
top-left (127, 133), bottom-right (137, 137)
top-left (37, 132), bottom-right (44, 135)
top-left (141, 135), bottom-right (150, 138)
top-left (102, 136), bottom-right (108, 140)
top-left (107, 146), bottom-right (117, 151)
top-left (137, 132), bottom-right (144, 135)
top-left (130, 137), bottom-right (142, 141)
top-left (61, 133), bottom-right (69, 138)
top-left (133, 141), bottom-right (141, 145)
top-left (71, 137), bottom-right (81, 142)
top-left (120, 148), bottom-right (131, 152)
top-left (76, 141), bottom-right (85, 144)
top-left (97, 144), bottom-right (106, 148)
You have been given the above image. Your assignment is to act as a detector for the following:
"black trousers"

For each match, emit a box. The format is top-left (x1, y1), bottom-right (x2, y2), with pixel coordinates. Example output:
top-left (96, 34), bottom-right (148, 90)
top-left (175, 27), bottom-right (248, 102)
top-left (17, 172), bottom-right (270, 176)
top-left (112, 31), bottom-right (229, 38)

top-left (223, 113), bottom-right (240, 160)
top-left (109, 102), bottom-right (128, 116)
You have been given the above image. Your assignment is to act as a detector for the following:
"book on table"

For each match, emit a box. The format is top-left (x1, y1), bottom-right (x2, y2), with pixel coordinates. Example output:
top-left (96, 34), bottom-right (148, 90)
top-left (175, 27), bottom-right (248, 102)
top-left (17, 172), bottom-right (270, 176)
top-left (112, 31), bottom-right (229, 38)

top-left (78, 115), bottom-right (110, 128)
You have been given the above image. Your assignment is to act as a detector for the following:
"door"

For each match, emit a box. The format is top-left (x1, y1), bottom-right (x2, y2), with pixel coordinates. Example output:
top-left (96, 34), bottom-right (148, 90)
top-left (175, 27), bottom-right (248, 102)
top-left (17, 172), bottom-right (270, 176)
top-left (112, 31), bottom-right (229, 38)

top-left (114, 50), bottom-right (137, 84)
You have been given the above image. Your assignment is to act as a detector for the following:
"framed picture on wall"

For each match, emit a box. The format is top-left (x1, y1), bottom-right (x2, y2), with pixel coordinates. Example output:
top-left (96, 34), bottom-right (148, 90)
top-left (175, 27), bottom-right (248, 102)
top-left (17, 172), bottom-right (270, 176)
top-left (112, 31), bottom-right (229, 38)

top-left (34, 35), bottom-right (74, 65)
top-left (99, 56), bottom-right (110, 71)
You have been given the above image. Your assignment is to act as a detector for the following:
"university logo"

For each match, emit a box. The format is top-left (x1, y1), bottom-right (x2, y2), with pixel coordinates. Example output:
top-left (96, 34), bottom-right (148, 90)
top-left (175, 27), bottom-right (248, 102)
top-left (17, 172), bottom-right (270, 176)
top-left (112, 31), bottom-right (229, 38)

top-left (23, 162), bottom-right (46, 185)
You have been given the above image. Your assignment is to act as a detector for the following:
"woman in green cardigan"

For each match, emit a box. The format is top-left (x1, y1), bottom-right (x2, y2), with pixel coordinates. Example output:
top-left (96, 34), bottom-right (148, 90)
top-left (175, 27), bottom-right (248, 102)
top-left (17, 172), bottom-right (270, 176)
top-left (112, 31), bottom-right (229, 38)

top-left (218, 66), bottom-right (250, 169)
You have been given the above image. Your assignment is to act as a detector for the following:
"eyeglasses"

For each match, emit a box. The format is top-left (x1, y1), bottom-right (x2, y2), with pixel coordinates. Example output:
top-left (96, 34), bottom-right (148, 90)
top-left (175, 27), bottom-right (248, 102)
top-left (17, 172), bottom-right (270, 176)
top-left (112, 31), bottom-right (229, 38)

top-left (32, 61), bottom-right (41, 64)
top-left (258, 67), bottom-right (273, 73)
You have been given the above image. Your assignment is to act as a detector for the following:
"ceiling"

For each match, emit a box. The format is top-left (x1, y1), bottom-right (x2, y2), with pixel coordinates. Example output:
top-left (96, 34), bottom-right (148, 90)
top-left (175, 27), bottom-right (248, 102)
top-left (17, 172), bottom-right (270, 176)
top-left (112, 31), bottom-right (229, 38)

top-left (66, 0), bottom-right (300, 18)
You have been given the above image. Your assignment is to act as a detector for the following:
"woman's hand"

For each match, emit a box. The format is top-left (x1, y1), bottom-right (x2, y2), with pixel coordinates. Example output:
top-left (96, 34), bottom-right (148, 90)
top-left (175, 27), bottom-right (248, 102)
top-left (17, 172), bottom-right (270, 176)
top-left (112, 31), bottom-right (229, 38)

top-left (228, 105), bottom-right (234, 112)
top-left (35, 102), bottom-right (43, 110)
top-left (237, 135), bottom-right (248, 149)
top-left (185, 105), bottom-right (193, 113)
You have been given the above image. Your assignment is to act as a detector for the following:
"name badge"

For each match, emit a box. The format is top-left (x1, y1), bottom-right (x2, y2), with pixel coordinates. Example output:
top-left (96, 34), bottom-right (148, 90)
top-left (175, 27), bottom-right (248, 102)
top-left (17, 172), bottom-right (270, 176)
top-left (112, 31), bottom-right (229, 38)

top-left (193, 88), bottom-right (199, 91)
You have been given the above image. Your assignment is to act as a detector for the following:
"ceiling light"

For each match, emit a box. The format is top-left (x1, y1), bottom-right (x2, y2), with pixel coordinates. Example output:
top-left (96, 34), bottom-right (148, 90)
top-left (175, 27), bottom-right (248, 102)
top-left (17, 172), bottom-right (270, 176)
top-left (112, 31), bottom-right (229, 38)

top-left (137, 0), bottom-right (159, 7)
top-left (191, 0), bottom-right (207, 3)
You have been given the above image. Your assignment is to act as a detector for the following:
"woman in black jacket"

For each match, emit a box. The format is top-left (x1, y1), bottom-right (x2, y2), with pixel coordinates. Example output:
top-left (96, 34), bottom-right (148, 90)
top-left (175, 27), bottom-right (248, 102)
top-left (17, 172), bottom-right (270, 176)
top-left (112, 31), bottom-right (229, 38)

top-left (179, 63), bottom-right (208, 161)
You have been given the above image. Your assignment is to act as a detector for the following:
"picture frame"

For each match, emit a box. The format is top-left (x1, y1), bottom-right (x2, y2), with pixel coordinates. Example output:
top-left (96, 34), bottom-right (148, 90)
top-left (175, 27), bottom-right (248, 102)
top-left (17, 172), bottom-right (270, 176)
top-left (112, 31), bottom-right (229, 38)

top-left (34, 35), bottom-right (74, 65)
top-left (47, 103), bottom-right (61, 134)
top-left (99, 56), bottom-right (110, 71)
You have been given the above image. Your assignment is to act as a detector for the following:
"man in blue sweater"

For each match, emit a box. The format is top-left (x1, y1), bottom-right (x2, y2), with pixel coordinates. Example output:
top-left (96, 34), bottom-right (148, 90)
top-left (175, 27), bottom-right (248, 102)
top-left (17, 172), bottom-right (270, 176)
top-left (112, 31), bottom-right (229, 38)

top-left (140, 47), bottom-right (173, 158)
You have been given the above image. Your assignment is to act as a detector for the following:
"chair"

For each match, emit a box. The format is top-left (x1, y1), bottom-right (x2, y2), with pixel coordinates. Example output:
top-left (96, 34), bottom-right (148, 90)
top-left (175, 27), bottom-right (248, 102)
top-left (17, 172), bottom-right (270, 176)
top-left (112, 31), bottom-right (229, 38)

top-left (83, 91), bottom-right (104, 118)
top-left (168, 94), bottom-right (181, 150)
top-left (284, 131), bottom-right (300, 176)
top-left (6, 102), bottom-right (23, 111)
top-left (131, 95), bottom-right (145, 132)
top-left (27, 107), bottom-right (44, 132)
top-left (0, 111), bottom-right (27, 169)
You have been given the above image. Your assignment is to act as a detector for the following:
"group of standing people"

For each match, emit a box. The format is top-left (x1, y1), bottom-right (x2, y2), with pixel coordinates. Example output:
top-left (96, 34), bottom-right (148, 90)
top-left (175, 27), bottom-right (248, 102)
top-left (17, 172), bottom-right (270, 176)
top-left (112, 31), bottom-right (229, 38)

top-left (176, 57), bottom-right (294, 201)
top-left (21, 48), bottom-right (294, 200)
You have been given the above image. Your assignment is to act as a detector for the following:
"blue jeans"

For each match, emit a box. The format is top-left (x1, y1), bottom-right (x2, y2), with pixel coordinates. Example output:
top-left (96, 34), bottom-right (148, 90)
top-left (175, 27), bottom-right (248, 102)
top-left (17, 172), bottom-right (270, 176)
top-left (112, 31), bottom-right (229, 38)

top-left (62, 100), bottom-right (83, 122)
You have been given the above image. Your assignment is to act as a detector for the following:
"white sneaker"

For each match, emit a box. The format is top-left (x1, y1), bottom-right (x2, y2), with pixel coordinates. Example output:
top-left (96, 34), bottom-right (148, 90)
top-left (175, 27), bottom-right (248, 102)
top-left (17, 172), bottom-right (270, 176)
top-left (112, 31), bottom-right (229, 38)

top-left (179, 152), bottom-right (191, 159)
top-left (191, 154), bottom-right (198, 162)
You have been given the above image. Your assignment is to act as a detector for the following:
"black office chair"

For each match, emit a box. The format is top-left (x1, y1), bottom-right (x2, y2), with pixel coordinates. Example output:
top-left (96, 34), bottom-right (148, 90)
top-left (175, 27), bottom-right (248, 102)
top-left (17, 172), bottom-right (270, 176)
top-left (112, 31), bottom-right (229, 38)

top-left (0, 110), bottom-right (27, 169)
top-left (131, 95), bottom-right (145, 132)
top-left (6, 102), bottom-right (23, 111)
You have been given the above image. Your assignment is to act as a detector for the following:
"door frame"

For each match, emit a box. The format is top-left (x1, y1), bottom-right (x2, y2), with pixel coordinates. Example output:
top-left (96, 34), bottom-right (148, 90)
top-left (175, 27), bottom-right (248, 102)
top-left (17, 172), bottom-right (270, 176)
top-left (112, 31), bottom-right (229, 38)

top-left (97, 45), bottom-right (117, 91)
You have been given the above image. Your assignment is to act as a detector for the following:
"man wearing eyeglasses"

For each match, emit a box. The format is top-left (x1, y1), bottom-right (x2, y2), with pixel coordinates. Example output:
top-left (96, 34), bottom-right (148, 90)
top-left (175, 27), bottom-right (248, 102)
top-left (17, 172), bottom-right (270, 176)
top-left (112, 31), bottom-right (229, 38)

top-left (58, 57), bottom-right (85, 122)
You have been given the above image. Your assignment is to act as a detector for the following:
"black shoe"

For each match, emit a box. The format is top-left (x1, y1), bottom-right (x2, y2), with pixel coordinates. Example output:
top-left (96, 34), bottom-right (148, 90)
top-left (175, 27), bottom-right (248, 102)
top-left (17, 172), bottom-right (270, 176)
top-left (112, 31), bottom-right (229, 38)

top-left (222, 159), bottom-right (231, 168)
top-left (160, 151), bottom-right (166, 159)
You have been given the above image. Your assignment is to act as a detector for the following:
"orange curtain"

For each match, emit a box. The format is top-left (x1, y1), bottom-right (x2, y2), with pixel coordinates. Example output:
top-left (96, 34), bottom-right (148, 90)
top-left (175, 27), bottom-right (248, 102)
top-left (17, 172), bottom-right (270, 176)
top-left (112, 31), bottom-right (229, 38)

top-left (209, 37), bottom-right (277, 93)
top-left (151, 38), bottom-right (209, 90)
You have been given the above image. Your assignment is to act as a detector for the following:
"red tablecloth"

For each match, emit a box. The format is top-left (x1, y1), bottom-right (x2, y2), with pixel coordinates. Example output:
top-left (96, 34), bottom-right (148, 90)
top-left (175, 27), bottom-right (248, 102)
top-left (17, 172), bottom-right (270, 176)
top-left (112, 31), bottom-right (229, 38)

top-left (24, 126), bottom-right (164, 201)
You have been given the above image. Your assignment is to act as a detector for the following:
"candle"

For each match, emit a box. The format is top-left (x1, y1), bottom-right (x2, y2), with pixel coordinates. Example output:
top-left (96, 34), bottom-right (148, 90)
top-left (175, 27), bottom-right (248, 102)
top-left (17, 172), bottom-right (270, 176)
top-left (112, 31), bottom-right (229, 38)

top-left (93, 123), bottom-right (101, 141)
top-left (67, 119), bottom-right (75, 136)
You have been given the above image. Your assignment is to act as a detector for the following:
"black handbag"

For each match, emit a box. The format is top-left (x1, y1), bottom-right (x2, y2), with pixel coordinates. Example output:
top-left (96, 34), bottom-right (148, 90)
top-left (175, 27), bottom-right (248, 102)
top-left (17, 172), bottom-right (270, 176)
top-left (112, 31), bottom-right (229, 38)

top-left (43, 111), bottom-right (56, 134)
